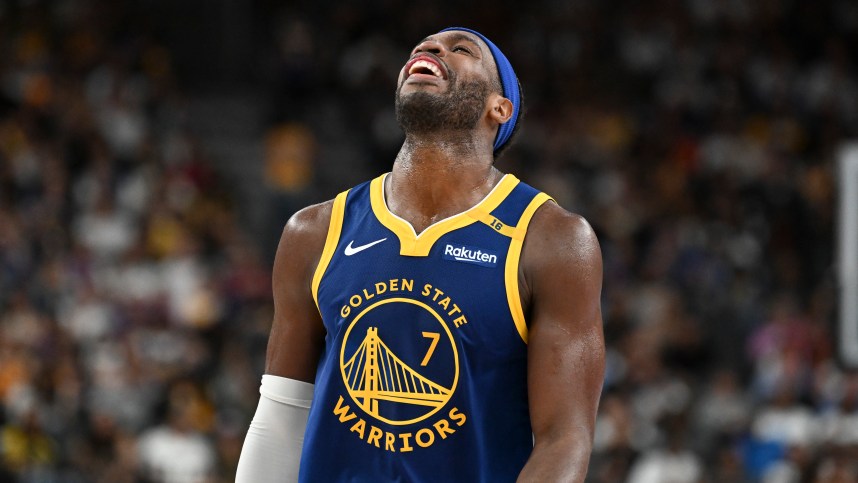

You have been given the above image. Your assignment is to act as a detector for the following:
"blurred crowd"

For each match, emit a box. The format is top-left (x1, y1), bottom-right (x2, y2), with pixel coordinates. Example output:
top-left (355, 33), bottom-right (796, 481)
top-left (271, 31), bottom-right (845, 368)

top-left (0, 1), bottom-right (272, 481)
top-left (1, 0), bottom-right (857, 481)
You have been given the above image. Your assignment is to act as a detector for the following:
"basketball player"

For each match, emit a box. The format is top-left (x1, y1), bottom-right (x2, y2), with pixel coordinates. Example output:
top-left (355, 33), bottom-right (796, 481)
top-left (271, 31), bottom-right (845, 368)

top-left (236, 27), bottom-right (605, 482)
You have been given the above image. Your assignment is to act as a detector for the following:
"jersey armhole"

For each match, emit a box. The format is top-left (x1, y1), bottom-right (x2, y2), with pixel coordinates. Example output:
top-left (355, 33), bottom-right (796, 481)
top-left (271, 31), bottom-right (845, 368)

top-left (311, 190), bottom-right (350, 313)
top-left (504, 193), bottom-right (554, 344)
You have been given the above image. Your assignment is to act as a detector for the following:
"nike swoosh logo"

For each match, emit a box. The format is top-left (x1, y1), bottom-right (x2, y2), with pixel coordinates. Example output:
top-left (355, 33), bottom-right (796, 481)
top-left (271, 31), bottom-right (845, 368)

top-left (344, 238), bottom-right (387, 256)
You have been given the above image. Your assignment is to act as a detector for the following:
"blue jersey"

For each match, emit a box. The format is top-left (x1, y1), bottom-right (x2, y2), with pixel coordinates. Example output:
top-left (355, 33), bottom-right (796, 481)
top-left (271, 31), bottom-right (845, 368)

top-left (300, 173), bottom-right (552, 482)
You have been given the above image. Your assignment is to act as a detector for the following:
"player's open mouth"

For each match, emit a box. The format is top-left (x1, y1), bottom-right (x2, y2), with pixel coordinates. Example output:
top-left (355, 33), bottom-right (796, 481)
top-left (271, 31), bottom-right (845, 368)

top-left (404, 55), bottom-right (448, 80)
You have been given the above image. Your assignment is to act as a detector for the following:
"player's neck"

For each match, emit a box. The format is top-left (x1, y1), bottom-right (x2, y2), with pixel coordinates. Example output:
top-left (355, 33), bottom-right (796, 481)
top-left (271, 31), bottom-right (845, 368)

top-left (387, 139), bottom-right (502, 234)
top-left (394, 132), bottom-right (495, 174)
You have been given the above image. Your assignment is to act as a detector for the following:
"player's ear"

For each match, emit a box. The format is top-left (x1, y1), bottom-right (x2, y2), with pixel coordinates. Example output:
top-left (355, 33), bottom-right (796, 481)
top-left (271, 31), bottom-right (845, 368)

top-left (488, 93), bottom-right (513, 125)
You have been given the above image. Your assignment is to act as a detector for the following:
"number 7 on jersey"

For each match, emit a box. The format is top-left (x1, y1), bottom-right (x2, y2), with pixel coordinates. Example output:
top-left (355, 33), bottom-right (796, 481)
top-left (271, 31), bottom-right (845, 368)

top-left (421, 332), bottom-right (440, 366)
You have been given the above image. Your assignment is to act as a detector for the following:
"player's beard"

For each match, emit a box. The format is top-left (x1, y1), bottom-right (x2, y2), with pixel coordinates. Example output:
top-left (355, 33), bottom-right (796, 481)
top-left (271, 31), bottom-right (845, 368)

top-left (395, 76), bottom-right (490, 135)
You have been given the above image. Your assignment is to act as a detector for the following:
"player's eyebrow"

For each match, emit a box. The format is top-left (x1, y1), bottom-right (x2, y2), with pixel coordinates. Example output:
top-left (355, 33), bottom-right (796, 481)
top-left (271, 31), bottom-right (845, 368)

top-left (417, 33), bottom-right (483, 55)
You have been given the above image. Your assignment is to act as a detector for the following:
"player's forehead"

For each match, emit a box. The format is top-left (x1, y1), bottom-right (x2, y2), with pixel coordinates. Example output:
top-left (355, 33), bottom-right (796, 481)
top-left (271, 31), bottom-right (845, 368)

top-left (417, 30), bottom-right (486, 53)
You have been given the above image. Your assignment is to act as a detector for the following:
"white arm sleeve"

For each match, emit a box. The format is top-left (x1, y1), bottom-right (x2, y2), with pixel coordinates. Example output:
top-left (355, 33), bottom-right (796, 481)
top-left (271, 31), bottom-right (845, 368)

top-left (235, 375), bottom-right (315, 483)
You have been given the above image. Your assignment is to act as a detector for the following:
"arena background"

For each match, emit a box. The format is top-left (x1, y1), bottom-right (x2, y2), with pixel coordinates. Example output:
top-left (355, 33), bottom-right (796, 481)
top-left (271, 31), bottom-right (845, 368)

top-left (0, 0), bottom-right (855, 481)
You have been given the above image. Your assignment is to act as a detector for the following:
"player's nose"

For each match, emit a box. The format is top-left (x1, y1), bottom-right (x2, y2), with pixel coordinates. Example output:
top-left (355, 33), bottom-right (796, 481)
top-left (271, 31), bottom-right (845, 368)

top-left (412, 39), bottom-right (446, 57)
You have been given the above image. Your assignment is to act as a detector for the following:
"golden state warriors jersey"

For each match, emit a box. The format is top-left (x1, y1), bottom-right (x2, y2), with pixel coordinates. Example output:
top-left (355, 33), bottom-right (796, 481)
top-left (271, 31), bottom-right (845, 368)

top-left (300, 173), bottom-right (552, 482)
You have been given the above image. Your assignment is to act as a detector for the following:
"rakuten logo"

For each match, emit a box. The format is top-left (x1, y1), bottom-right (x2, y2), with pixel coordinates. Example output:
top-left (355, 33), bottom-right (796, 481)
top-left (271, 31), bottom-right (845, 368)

top-left (443, 244), bottom-right (498, 268)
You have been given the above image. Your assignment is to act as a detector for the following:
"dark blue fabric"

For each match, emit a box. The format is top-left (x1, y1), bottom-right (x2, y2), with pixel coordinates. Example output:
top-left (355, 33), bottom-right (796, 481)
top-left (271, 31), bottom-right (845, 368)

top-left (300, 178), bottom-right (542, 482)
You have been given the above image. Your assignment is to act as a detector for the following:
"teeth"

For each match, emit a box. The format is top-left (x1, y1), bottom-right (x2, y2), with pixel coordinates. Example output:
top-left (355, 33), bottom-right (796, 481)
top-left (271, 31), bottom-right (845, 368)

top-left (409, 60), bottom-right (442, 77)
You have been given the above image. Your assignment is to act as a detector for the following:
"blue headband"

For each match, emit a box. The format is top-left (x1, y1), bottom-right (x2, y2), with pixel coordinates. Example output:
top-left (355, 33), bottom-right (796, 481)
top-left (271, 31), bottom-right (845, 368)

top-left (440, 27), bottom-right (520, 153)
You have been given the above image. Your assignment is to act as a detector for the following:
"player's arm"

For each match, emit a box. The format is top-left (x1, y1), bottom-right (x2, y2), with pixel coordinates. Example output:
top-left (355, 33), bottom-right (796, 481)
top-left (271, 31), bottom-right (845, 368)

top-left (516, 204), bottom-right (605, 483)
top-left (264, 200), bottom-right (332, 382)
top-left (236, 201), bottom-right (332, 483)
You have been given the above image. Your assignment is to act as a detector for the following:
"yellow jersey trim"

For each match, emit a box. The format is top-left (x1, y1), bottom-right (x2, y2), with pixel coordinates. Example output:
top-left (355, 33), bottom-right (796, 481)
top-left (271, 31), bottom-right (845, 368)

top-left (469, 208), bottom-right (520, 239)
top-left (505, 192), bottom-right (554, 344)
top-left (312, 189), bottom-right (350, 311)
top-left (369, 173), bottom-right (520, 257)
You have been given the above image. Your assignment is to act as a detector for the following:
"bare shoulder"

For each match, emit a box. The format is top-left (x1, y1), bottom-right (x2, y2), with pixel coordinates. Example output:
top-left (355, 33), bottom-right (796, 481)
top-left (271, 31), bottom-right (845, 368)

top-left (281, 199), bottom-right (335, 245)
top-left (521, 201), bottom-right (602, 290)
top-left (274, 199), bottom-right (336, 285)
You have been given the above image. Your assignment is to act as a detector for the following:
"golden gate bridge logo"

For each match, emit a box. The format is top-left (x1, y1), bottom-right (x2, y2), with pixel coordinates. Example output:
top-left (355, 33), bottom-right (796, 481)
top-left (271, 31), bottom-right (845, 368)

top-left (343, 327), bottom-right (452, 423)
top-left (339, 297), bottom-right (460, 425)
top-left (343, 327), bottom-right (452, 424)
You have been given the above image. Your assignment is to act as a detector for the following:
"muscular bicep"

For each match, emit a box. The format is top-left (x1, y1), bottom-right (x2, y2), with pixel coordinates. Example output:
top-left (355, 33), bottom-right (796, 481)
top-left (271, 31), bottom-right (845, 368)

top-left (518, 206), bottom-right (605, 482)
top-left (265, 203), bottom-right (332, 383)
top-left (527, 289), bottom-right (604, 439)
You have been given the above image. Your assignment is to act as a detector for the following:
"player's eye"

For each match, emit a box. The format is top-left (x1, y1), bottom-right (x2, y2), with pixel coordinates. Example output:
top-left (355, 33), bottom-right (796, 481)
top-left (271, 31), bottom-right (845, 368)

top-left (452, 46), bottom-right (472, 55)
